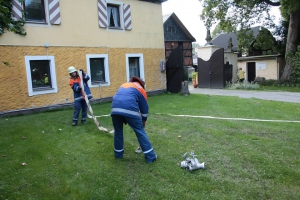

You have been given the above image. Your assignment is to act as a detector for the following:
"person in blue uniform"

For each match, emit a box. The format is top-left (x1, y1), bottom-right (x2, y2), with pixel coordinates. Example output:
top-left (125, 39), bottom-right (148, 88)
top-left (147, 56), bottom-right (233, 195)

top-left (68, 66), bottom-right (93, 126)
top-left (111, 76), bottom-right (157, 163)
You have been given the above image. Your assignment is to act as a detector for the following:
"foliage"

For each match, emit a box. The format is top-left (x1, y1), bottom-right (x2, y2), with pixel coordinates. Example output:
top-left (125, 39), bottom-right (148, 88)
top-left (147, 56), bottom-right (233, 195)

top-left (200, 0), bottom-right (276, 31)
top-left (199, 0), bottom-right (280, 54)
top-left (272, 19), bottom-right (289, 55)
top-left (1, 94), bottom-right (300, 199)
top-left (290, 46), bottom-right (300, 83)
top-left (183, 68), bottom-right (189, 81)
top-left (199, 0), bottom-right (300, 81)
top-left (211, 23), bottom-right (225, 38)
top-left (280, 0), bottom-right (300, 20)
top-left (190, 71), bottom-right (198, 80)
top-left (236, 28), bottom-right (256, 55)
top-left (226, 81), bottom-right (260, 90)
top-left (0, 0), bottom-right (26, 36)
top-left (192, 42), bottom-right (200, 55)
top-left (259, 79), bottom-right (279, 86)
top-left (253, 27), bottom-right (277, 55)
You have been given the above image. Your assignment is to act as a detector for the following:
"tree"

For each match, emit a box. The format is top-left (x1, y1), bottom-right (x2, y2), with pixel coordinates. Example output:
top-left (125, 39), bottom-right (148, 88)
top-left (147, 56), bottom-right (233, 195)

top-left (0, 0), bottom-right (26, 36)
top-left (253, 27), bottom-right (277, 55)
top-left (199, 0), bottom-right (300, 81)
top-left (211, 23), bottom-right (224, 39)
top-left (192, 42), bottom-right (200, 55)
top-left (0, 0), bottom-right (26, 66)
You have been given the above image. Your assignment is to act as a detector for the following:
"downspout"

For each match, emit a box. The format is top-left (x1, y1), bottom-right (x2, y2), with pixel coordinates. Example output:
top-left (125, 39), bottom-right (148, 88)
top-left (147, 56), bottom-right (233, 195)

top-left (276, 56), bottom-right (279, 80)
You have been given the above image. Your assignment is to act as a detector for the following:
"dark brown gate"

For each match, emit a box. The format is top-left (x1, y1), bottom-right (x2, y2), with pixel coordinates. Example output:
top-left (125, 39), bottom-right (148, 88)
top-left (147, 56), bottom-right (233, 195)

top-left (198, 48), bottom-right (225, 89)
top-left (166, 46), bottom-right (183, 93)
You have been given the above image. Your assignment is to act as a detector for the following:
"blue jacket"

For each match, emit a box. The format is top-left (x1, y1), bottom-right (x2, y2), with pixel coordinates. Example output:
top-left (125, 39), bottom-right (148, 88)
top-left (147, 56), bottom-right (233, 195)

top-left (111, 82), bottom-right (148, 122)
top-left (69, 73), bottom-right (93, 101)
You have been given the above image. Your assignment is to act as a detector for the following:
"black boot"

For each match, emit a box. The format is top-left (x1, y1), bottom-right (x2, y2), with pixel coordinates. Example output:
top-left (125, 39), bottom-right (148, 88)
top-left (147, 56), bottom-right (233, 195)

top-left (72, 121), bottom-right (78, 126)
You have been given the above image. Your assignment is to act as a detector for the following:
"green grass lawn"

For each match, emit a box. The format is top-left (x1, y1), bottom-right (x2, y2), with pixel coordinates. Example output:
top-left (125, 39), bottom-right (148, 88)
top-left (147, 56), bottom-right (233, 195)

top-left (1, 93), bottom-right (300, 199)
top-left (258, 85), bottom-right (300, 92)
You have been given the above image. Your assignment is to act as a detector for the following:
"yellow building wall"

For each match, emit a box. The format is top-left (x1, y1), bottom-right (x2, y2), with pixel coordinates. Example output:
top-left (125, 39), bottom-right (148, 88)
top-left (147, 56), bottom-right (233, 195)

top-left (237, 59), bottom-right (279, 81)
top-left (0, 0), bottom-right (167, 113)
top-left (224, 52), bottom-right (238, 82)
top-left (0, 46), bottom-right (166, 112)
top-left (255, 60), bottom-right (278, 79)
top-left (0, 0), bottom-right (165, 49)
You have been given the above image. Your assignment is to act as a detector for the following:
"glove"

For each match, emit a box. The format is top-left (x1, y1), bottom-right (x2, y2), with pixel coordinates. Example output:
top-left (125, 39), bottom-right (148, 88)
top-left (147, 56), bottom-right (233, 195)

top-left (79, 69), bottom-right (85, 74)
top-left (142, 121), bottom-right (146, 128)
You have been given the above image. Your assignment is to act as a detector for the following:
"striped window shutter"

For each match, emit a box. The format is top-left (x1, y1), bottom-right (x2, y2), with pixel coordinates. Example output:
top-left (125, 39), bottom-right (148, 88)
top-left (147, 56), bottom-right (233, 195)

top-left (48, 0), bottom-right (61, 25)
top-left (12, 0), bottom-right (23, 21)
top-left (98, 0), bottom-right (108, 28)
top-left (123, 4), bottom-right (132, 30)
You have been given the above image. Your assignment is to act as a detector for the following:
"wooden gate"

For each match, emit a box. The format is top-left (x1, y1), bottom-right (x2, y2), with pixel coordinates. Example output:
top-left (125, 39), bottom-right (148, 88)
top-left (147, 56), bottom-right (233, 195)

top-left (166, 46), bottom-right (183, 93)
top-left (197, 48), bottom-right (225, 89)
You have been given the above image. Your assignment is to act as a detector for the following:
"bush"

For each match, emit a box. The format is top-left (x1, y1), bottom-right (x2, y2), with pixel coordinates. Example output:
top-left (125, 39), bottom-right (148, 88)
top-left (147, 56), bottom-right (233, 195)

top-left (226, 80), bottom-right (260, 90)
top-left (290, 46), bottom-right (300, 84)
top-left (183, 68), bottom-right (189, 81)
top-left (259, 79), bottom-right (278, 86)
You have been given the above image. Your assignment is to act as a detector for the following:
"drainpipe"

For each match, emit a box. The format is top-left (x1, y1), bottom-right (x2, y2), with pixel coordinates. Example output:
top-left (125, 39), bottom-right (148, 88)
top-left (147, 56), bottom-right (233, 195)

top-left (276, 56), bottom-right (279, 80)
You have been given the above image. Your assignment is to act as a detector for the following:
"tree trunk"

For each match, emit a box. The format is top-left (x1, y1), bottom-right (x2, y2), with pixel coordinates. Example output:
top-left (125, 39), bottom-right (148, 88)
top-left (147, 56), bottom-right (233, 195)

top-left (280, 9), bottom-right (300, 81)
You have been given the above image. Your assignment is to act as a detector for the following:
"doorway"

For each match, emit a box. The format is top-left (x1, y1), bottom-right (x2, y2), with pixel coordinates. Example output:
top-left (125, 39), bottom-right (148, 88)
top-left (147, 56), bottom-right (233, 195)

top-left (247, 62), bottom-right (256, 82)
top-left (166, 45), bottom-right (183, 93)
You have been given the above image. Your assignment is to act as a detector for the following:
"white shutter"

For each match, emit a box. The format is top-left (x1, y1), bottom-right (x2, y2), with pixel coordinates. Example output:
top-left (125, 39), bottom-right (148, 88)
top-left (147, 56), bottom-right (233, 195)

top-left (123, 4), bottom-right (132, 30)
top-left (98, 0), bottom-right (108, 28)
top-left (48, 0), bottom-right (61, 25)
top-left (12, 0), bottom-right (23, 20)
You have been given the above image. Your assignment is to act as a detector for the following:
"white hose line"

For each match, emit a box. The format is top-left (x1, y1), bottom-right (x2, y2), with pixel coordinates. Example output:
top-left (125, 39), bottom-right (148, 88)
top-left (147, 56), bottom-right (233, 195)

top-left (78, 71), bottom-right (113, 134)
top-left (88, 112), bottom-right (300, 124)
top-left (153, 113), bottom-right (300, 123)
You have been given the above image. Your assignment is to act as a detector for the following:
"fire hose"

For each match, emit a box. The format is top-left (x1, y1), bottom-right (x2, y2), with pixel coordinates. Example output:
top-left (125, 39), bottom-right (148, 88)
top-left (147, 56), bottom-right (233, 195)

top-left (78, 70), bottom-right (114, 134)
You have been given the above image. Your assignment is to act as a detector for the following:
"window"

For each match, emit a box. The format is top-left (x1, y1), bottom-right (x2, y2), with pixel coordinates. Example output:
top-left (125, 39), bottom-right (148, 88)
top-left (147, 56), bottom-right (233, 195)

top-left (108, 4), bottom-right (120, 28)
top-left (12, 0), bottom-right (61, 25)
top-left (126, 54), bottom-right (145, 82)
top-left (98, 0), bottom-right (132, 30)
top-left (167, 26), bottom-right (176, 33)
top-left (24, 0), bottom-right (46, 23)
top-left (129, 57), bottom-right (140, 77)
top-left (25, 56), bottom-right (58, 96)
top-left (86, 54), bottom-right (110, 88)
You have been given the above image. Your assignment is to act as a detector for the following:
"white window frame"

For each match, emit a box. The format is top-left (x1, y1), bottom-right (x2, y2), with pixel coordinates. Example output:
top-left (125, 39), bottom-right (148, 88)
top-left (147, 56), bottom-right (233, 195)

top-left (126, 54), bottom-right (145, 82)
top-left (106, 0), bottom-right (124, 30)
top-left (25, 56), bottom-right (58, 96)
top-left (86, 54), bottom-right (110, 88)
top-left (24, 0), bottom-right (51, 26)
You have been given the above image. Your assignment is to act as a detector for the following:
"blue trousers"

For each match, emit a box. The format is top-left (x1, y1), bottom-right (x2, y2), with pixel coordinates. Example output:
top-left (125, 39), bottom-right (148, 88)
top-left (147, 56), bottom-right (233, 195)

top-left (73, 100), bottom-right (87, 122)
top-left (111, 115), bottom-right (156, 163)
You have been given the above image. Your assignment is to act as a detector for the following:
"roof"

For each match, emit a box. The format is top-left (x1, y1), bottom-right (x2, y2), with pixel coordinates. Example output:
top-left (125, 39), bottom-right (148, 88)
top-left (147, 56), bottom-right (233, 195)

top-left (139, 0), bottom-right (168, 3)
top-left (211, 26), bottom-right (261, 52)
top-left (238, 54), bottom-right (283, 61)
top-left (163, 13), bottom-right (196, 42)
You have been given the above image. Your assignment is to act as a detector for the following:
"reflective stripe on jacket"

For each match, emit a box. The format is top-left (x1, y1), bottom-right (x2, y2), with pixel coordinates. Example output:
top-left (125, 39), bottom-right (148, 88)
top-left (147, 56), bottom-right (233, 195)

top-left (111, 82), bottom-right (148, 122)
